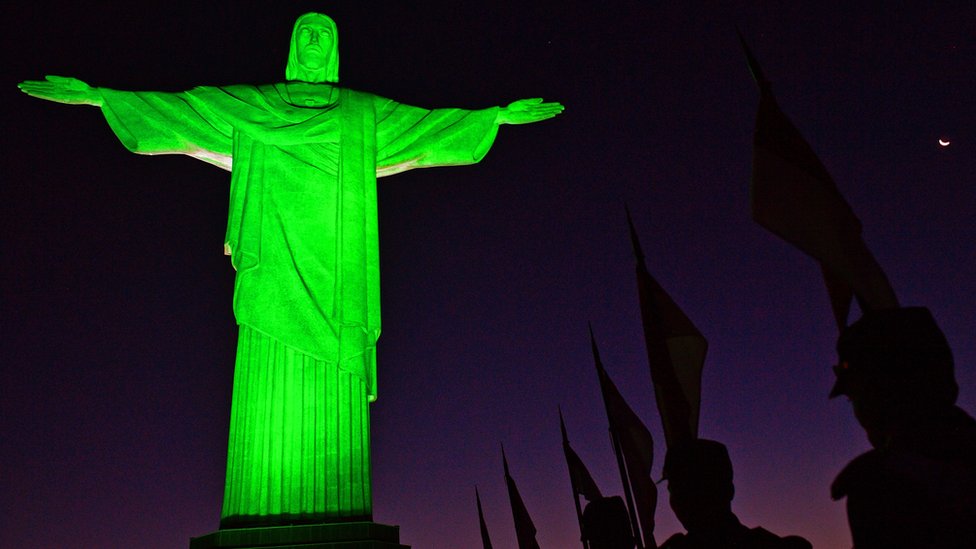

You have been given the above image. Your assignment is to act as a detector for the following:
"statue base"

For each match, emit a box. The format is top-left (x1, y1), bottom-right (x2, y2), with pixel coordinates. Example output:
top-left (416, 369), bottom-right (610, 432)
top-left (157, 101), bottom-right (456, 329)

top-left (189, 522), bottom-right (409, 549)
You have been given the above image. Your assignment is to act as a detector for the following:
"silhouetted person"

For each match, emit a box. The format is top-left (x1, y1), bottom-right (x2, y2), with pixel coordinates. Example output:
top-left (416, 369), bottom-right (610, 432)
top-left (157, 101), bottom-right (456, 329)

top-left (830, 307), bottom-right (976, 548)
top-left (582, 496), bottom-right (635, 549)
top-left (660, 439), bottom-right (811, 549)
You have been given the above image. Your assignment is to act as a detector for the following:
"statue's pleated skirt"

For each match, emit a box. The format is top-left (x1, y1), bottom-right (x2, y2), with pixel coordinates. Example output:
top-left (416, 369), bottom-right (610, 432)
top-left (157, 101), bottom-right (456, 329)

top-left (220, 325), bottom-right (371, 528)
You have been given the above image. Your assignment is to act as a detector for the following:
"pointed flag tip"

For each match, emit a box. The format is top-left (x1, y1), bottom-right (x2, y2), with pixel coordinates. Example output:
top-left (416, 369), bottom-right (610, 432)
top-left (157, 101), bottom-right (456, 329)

top-left (735, 27), bottom-right (769, 88)
top-left (588, 324), bottom-right (602, 366)
top-left (625, 206), bottom-right (646, 264)
top-left (559, 407), bottom-right (569, 442)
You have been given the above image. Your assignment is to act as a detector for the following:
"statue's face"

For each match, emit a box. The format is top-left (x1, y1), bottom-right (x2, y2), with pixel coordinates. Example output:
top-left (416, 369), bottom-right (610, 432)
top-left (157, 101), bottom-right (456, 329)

top-left (295, 21), bottom-right (334, 71)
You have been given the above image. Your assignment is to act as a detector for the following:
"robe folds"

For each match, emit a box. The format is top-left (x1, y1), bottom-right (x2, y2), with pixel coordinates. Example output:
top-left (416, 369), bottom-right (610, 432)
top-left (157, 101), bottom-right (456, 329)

top-left (98, 84), bottom-right (499, 522)
top-left (101, 84), bottom-right (499, 399)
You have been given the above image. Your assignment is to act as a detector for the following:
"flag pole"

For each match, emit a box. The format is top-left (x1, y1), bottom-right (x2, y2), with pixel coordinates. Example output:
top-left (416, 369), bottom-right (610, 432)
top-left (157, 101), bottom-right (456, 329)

top-left (590, 325), bottom-right (644, 549)
top-left (560, 407), bottom-right (590, 549)
top-left (609, 427), bottom-right (644, 549)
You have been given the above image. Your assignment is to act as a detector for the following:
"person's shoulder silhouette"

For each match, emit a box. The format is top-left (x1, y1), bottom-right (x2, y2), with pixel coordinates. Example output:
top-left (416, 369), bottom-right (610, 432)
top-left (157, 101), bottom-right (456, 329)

top-left (661, 528), bottom-right (811, 549)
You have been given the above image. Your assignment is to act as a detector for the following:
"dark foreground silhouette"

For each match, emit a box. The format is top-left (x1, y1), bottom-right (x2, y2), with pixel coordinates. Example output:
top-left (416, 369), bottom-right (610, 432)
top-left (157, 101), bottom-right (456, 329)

top-left (582, 496), bottom-right (636, 549)
top-left (831, 307), bottom-right (976, 548)
top-left (659, 439), bottom-right (811, 549)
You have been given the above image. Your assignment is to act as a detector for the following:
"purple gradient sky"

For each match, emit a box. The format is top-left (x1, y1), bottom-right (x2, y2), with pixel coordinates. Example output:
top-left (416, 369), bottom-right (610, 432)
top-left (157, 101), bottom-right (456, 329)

top-left (2, 2), bottom-right (974, 548)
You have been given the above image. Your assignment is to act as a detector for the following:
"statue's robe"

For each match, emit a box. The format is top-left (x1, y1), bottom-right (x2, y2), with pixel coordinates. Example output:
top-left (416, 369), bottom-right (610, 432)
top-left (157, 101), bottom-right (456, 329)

top-left (99, 84), bottom-right (499, 525)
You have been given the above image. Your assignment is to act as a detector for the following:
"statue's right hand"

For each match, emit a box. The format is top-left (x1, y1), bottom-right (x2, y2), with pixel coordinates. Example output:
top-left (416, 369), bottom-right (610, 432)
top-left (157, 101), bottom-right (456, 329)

top-left (17, 75), bottom-right (102, 107)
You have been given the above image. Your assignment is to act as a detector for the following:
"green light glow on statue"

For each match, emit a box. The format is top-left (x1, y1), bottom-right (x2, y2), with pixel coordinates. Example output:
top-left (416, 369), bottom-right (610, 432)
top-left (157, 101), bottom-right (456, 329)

top-left (19, 12), bottom-right (562, 531)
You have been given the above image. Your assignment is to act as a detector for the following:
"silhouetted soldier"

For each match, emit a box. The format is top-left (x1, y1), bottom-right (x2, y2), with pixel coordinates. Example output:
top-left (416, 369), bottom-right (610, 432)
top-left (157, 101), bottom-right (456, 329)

top-left (582, 496), bottom-right (635, 549)
top-left (830, 307), bottom-right (976, 548)
top-left (660, 439), bottom-right (811, 549)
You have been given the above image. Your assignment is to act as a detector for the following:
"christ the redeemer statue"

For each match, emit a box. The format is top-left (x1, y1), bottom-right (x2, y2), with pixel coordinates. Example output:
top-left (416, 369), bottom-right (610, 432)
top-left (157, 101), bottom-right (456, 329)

top-left (19, 12), bottom-right (562, 529)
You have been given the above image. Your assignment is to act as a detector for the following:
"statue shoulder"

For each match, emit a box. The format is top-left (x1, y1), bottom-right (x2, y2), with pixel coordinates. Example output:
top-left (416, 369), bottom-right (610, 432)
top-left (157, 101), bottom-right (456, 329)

top-left (226, 83), bottom-right (276, 99)
top-left (208, 83), bottom-right (314, 109)
top-left (342, 87), bottom-right (393, 105)
top-left (183, 84), bottom-right (265, 103)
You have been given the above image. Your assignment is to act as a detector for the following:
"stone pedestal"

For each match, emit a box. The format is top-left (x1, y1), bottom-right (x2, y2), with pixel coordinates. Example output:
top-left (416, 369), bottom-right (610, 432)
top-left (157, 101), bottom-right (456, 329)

top-left (190, 522), bottom-right (409, 549)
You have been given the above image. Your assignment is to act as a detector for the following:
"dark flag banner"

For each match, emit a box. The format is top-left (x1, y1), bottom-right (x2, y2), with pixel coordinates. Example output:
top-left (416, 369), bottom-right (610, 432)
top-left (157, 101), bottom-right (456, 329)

top-left (627, 210), bottom-right (706, 448)
top-left (560, 409), bottom-right (602, 549)
top-left (503, 447), bottom-right (541, 549)
top-left (561, 410), bottom-right (603, 503)
top-left (739, 31), bottom-right (899, 329)
top-left (476, 486), bottom-right (494, 549)
top-left (591, 329), bottom-right (658, 549)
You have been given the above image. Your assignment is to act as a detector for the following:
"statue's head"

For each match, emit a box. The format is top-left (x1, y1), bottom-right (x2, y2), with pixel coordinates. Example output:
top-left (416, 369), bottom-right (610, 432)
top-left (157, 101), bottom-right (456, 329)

top-left (286, 13), bottom-right (339, 83)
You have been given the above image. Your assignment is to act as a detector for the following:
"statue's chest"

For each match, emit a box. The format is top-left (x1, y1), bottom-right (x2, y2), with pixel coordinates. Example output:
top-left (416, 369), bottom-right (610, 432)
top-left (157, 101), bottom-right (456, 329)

top-left (281, 83), bottom-right (338, 108)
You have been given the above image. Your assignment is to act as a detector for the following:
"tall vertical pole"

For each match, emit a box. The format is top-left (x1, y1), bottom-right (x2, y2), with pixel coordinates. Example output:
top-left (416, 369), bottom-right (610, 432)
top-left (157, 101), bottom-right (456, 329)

top-left (610, 428), bottom-right (643, 549)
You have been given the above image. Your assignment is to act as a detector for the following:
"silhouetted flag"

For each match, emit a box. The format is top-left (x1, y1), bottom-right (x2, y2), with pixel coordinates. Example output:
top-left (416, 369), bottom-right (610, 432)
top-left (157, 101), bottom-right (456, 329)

top-left (591, 328), bottom-right (658, 549)
top-left (561, 409), bottom-right (603, 503)
top-left (738, 30), bottom-right (899, 329)
top-left (502, 446), bottom-right (541, 549)
top-left (476, 486), bottom-right (494, 549)
top-left (627, 209), bottom-right (706, 449)
top-left (561, 408), bottom-right (602, 549)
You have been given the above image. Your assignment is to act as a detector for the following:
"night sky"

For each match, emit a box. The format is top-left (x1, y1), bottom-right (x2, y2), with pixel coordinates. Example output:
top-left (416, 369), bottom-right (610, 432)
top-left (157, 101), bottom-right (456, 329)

top-left (2, 2), bottom-right (974, 548)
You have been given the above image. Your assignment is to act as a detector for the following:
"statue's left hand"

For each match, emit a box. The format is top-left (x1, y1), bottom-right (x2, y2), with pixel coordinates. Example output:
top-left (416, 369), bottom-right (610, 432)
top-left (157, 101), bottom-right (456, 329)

top-left (497, 98), bottom-right (564, 125)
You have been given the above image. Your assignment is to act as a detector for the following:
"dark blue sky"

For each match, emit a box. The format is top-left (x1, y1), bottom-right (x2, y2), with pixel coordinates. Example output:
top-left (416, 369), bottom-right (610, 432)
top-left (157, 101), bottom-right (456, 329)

top-left (2, 2), bottom-right (974, 547)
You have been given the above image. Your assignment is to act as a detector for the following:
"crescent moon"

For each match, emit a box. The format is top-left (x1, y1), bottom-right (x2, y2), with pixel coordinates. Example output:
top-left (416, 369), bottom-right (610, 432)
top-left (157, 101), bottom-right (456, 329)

top-left (939, 139), bottom-right (951, 146)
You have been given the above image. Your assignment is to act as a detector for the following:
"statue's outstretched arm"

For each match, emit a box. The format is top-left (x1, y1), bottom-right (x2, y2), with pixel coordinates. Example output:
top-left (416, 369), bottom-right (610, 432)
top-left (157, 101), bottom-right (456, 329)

top-left (496, 98), bottom-right (564, 125)
top-left (18, 75), bottom-right (102, 107)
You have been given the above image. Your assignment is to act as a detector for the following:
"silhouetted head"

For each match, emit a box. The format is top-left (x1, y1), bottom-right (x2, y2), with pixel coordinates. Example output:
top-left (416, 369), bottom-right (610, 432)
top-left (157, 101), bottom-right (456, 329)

top-left (663, 439), bottom-right (735, 533)
top-left (582, 496), bottom-right (635, 549)
top-left (833, 307), bottom-right (956, 446)
top-left (286, 13), bottom-right (339, 83)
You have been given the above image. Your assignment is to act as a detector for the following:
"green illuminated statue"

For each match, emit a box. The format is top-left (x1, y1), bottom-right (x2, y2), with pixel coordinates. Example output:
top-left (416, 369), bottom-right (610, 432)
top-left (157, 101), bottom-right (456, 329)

top-left (20, 12), bottom-right (562, 530)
